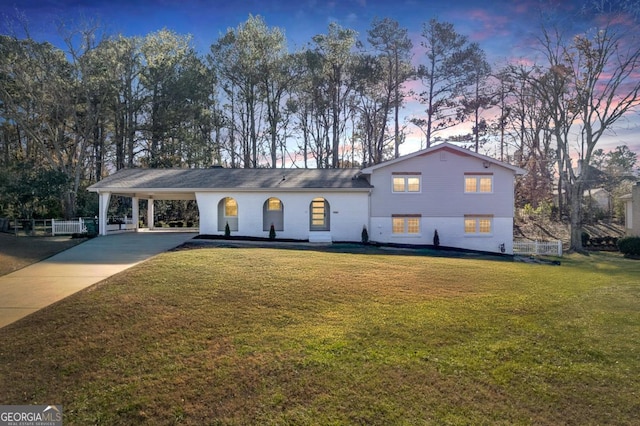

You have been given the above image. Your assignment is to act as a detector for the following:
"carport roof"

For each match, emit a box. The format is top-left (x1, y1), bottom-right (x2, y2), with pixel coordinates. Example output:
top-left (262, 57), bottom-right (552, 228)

top-left (88, 167), bottom-right (372, 194)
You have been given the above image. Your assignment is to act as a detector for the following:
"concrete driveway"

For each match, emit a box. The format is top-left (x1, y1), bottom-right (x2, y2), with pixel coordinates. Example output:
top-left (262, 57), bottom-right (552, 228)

top-left (0, 231), bottom-right (195, 329)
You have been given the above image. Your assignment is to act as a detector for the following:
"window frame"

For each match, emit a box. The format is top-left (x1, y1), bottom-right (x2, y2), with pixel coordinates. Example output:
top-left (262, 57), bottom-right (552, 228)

top-left (310, 197), bottom-right (330, 231)
top-left (392, 173), bottom-right (422, 193)
top-left (464, 215), bottom-right (493, 236)
top-left (464, 173), bottom-right (493, 194)
top-left (391, 214), bottom-right (422, 236)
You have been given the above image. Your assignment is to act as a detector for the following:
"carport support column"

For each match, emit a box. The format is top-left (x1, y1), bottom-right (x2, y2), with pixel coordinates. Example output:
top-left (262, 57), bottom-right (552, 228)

top-left (132, 197), bottom-right (139, 231)
top-left (147, 198), bottom-right (155, 230)
top-left (98, 192), bottom-right (111, 236)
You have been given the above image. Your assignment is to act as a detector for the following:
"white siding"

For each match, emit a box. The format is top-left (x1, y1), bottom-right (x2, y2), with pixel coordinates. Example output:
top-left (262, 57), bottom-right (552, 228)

top-left (370, 216), bottom-right (514, 254)
top-left (366, 147), bottom-right (518, 253)
top-left (196, 191), bottom-right (369, 242)
top-left (368, 150), bottom-right (515, 218)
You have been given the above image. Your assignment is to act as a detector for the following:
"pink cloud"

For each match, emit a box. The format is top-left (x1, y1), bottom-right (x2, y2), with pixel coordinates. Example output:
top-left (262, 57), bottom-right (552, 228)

top-left (466, 9), bottom-right (511, 39)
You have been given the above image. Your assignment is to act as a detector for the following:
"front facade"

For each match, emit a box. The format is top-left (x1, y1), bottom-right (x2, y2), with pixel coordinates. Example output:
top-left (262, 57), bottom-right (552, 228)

top-left (195, 190), bottom-right (369, 243)
top-left (88, 143), bottom-right (525, 254)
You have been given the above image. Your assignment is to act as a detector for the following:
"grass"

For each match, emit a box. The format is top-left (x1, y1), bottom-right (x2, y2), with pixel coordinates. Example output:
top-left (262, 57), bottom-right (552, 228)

top-left (0, 232), bottom-right (86, 276)
top-left (0, 245), bottom-right (638, 425)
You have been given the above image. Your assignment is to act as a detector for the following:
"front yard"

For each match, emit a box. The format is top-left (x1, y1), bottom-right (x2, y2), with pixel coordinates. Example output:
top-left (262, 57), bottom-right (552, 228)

top-left (0, 246), bottom-right (638, 424)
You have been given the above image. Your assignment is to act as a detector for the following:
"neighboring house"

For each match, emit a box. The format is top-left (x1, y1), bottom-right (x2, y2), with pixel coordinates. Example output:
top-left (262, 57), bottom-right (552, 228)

top-left (621, 182), bottom-right (640, 236)
top-left (88, 142), bottom-right (525, 254)
top-left (584, 187), bottom-right (611, 212)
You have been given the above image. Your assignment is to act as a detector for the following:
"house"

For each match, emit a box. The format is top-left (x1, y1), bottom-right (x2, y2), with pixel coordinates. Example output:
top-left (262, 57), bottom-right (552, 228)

top-left (584, 187), bottom-right (611, 212)
top-left (88, 143), bottom-right (525, 254)
top-left (621, 182), bottom-right (640, 236)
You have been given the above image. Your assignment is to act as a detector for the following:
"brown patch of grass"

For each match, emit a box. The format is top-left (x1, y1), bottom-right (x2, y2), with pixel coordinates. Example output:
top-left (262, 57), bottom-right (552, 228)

top-left (0, 233), bottom-right (86, 276)
top-left (0, 248), bottom-right (639, 424)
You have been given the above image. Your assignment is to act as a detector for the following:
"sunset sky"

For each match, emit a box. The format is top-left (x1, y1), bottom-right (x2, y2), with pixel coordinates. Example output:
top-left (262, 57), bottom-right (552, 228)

top-left (3, 0), bottom-right (640, 157)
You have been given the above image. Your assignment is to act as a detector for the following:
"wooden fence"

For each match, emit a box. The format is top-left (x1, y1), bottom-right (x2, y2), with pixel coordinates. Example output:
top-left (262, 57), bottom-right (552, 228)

top-left (513, 240), bottom-right (563, 257)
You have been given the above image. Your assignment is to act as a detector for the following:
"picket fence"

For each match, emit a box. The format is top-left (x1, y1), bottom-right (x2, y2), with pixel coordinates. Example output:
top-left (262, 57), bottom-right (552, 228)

top-left (51, 218), bottom-right (87, 236)
top-left (513, 240), bottom-right (563, 257)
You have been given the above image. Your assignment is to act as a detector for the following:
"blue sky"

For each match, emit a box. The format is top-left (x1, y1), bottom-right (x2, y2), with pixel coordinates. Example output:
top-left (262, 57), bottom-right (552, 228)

top-left (2, 0), bottom-right (640, 157)
top-left (4, 0), bottom-right (556, 59)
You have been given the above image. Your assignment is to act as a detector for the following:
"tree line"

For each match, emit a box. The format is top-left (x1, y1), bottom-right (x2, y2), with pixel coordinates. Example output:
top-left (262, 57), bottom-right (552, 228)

top-left (1, 3), bottom-right (639, 251)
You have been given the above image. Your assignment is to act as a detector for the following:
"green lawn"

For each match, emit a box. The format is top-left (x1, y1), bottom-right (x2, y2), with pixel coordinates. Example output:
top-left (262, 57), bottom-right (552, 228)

top-left (0, 246), bottom-right (638, 425)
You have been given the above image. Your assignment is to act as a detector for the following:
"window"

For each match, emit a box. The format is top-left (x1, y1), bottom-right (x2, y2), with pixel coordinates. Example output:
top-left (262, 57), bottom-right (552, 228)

top-left (392, 215), bottom-right (421, 235)
top-left (392, 173), bottom-right (421, 193)
top-left (464, 215), bottom-right (493, 235)
top-left (263, 198), bottom-right (284, 231)
top-left (464, 174), bottom-right (493, 193)
top-left (224, 198), bottom-right (238, 216)
top-left (267, 198), bottom-right (282, 211)
top-left (218, 197), bottom-right (238, 232)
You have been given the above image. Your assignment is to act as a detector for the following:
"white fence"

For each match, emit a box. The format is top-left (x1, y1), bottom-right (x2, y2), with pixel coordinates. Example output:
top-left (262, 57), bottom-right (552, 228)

top-left (52, 218), bottom-right (87, 236)
top-left (513, 240), bottom-right (563, 257)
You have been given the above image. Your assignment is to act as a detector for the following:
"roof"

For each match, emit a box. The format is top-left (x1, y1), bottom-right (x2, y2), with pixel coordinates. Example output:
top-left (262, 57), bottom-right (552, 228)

top-left (87, 167), bottom-right (372, 195)
top-left (359, 142), bottom-right (527, 175)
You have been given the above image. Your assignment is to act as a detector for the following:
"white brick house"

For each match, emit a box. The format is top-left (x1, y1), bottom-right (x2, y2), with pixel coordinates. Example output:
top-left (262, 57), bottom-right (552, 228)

top-left (88, 143), bottom-right (525, 254)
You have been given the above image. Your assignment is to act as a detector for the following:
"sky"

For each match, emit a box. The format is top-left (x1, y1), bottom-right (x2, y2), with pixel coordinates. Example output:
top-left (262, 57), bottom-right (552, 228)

top-left (2, 0), bottom-right (640, 159)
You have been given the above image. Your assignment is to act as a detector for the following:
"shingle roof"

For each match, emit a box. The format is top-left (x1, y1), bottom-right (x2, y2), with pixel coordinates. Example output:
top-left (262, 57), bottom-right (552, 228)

top-left (88, 167), bottom-right (372, 192)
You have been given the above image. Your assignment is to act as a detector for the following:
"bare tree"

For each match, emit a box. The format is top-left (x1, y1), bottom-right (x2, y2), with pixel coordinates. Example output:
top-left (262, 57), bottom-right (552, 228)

top-left (533, 17), bottom-right (640, 251)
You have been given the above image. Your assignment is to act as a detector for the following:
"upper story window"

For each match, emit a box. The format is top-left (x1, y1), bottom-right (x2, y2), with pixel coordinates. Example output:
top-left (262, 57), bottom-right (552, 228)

top-left (392, 173), bottom-right (421, 193)
top-left (464, 173), bottom-right (493, 193)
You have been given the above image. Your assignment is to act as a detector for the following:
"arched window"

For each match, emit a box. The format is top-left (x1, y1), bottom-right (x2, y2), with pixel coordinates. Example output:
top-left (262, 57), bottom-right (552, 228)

top-left (263, 197), bottom-right (284, 231)
top-left (309, 197), bottom-right (330, 231)
top-left (218, 197), bottom-right (238, 231)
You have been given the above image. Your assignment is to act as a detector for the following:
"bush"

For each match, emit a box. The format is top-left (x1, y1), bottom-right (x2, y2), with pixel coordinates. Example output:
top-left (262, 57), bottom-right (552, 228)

top-left (617, 237), bottom-right (640, 257)
top-left (224, 222), bottom-right (231, 238)
top-left (361, 225), bottom-right (369, 244)
top-left (433, 229), bottom-right (440, 247)
top-left (581, 231), bottom-right (590, 247)
top-left (269, 224), bottom-right (276, 240)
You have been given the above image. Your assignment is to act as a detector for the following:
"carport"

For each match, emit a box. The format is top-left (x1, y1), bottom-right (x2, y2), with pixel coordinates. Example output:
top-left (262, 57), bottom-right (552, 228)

top-left (94, 190), bottom-right (197, 236)
top-left (88, 170), bottom-right (200, 236)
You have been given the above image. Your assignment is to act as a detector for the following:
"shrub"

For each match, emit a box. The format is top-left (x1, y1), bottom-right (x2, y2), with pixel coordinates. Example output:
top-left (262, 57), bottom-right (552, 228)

top-left (581, 231), bottom-right (590, 247)
top-left (224, 222), bottom-right (231, 238)
top-left (617, 237), bottom-right (640, 257)
top-left (269, 224), bottom-right (276, 240)
top-left (361, 225), bottom-right (369, 244)
top-left (433, 229), bottom-right (440, 247)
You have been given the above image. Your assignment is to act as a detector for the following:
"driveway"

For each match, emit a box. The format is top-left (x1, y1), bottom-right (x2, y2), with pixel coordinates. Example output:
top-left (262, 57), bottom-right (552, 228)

top-left (0, 231), bottom-right (195, 329)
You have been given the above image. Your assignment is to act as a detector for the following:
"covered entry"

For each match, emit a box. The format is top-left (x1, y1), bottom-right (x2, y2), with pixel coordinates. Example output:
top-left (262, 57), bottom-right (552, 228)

top-left (95, 191), bottom-right (198, 236)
